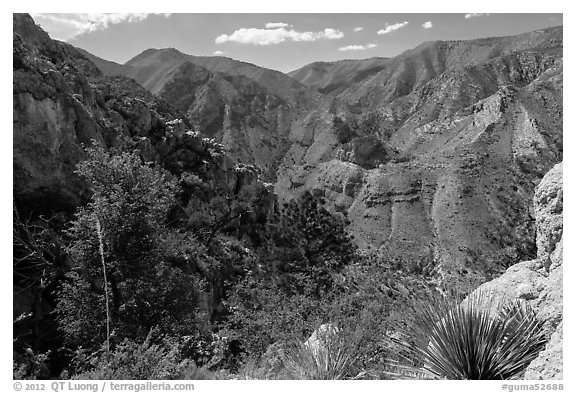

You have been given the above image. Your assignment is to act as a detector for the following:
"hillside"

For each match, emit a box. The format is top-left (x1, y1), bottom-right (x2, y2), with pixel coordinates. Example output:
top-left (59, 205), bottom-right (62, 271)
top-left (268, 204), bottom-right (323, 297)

top-left (83, 46), bottom-right (354, 181)
top-left (82, 46), bottom-right (307, 100)
top-left (13, 16), bottom-right (245, 215)
top-left (277, 27), bottom-right (563, 291)
top-left (290, 27), bottom-right (562, 106)
top-left (287, 56), bottom-right (390, 95)
top-left (14, 13), bottom-right (277, 377)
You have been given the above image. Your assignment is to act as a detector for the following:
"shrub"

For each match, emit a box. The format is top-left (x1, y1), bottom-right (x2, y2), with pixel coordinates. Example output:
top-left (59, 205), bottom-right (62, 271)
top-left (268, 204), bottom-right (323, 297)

top-left (228, 326), bottom-right (366, 380)
top-left (396, 290), bottom-right (548, 380)
top-left (225, 276), bottom-right (328, 357)
top-left (13, 348), bottom-right (51, 380)
top-left (70, 329), bottom-right (228, 380)
top-left (281, 326), bottom-right (365, 380)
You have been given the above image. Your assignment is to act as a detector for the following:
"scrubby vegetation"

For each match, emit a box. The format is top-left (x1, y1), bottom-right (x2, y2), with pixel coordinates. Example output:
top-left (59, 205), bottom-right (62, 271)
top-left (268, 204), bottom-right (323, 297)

top-left (13, 142), bottom-right (546, 380)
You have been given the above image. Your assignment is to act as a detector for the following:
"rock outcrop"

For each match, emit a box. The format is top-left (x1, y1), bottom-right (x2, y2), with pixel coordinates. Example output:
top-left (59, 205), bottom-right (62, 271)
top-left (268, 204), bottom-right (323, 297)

top-left (13, 14), bottom-right (248, 215)
top-left (13, 14), bottom-right (103, 212)
top-left (468, 163), bottom-right (562, 379)
top-left (304, 323), bottom-right (340, 353)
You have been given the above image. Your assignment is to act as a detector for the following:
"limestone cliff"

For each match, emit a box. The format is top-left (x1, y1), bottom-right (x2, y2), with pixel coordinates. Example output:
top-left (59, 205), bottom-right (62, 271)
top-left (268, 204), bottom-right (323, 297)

top-left (468, 163), bottom-right (562, 380)
top-left (13, 14), bottom-right (247, 216)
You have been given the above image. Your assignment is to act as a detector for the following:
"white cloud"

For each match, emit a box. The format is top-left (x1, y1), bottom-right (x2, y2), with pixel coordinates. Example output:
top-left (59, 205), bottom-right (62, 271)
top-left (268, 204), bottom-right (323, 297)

top-left (31, 13), bottom-right (170, 41)
top-left (215, 27), bottom-right (344, 45)
top-left (339, 43), bottom-right (377, 51)
top-left (465, 13), bottom-right (490, 19)
top-left (323, 28), bottom-right (345, 39)
top-left (213, 50), bottom-right (225, 56)
top-left (377, 21), bottom-right (409, 35)
top-left (353, 27), bottom-right (364, 32)
top-left (265, 22), bottom-right (290, 29)
top-left (422, 21), bottom-right (433, 29)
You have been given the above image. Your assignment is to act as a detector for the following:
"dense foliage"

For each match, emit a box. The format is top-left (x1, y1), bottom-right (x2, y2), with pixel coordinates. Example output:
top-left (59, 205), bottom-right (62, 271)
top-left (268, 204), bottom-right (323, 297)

top-left (13, 142), bottom-right (546, 380)
top-left (223, 191), bottom-right (365, 356)
top-left (56, 145), bottom-right (205, 349)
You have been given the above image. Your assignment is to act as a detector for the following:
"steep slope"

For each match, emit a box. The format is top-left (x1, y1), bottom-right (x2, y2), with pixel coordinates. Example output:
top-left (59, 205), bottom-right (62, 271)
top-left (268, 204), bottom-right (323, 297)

top-left (181, 54), bottom-right (306, 99)
top-left (83, 46), bottom-right (354, 182)
top-left (123, 48), bottom-right (307, 100)
top-left (14, 14), bottom-right (275, 354)
top-left (275, 28), bottom-right (562, 292)
top-left (288, 57), bottom-right (389, 95)
top-left (13, 14), bottom-right (243, 215)
top-left (339, 27), bottom-right (562, 109)
top-left (13, 14), bottom-right (104, 212)
top-left (155, 61), bottom-right (296, 178)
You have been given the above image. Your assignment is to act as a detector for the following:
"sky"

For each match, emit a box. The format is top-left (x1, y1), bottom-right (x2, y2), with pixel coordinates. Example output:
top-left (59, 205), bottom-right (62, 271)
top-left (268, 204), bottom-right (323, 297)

top-left (30, 13), bottom-right (563, 73)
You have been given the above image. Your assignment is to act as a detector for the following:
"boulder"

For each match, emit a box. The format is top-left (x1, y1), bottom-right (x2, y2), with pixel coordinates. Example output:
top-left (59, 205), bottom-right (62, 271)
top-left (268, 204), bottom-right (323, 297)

top-left (304, 323), bottom-right (340, 353)
top-left (524, 321), bottom-right (563, 380)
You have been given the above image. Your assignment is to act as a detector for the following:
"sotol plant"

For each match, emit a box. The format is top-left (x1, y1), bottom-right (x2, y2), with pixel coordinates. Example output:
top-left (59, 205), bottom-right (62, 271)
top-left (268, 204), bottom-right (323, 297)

top-left (396, 290), bottom-right (548, 380)
top-left (282, 326), bottom-right (365, 380)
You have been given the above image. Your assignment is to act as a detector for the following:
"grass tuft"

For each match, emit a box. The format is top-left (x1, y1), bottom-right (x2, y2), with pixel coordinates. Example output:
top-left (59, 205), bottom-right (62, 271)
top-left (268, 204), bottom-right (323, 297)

top-left (281, 326), bottom-right (365, 380)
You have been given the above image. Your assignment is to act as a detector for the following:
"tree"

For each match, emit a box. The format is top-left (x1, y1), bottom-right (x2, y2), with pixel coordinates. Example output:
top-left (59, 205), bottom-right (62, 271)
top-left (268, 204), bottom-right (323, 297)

top-left (183, 170), bottom-right (271, 249)
top-left (263, 191), bottom-right (357, 296)
top-left (56, 144), bottom-right (205, 350)
top-left (225, 191), bottom-right (359, 356)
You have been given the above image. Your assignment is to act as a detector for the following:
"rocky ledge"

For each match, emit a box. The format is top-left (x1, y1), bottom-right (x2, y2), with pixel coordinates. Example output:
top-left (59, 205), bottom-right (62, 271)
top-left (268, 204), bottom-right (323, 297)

top-left (468, 163), bottom-right (563, 379)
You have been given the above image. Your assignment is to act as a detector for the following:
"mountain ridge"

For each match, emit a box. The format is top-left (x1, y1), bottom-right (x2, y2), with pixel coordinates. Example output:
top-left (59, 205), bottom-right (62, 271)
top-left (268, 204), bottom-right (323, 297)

top-left (81, 46), bottom-right (308, 99)
top-left (20, 14), bottom-right (563, 293)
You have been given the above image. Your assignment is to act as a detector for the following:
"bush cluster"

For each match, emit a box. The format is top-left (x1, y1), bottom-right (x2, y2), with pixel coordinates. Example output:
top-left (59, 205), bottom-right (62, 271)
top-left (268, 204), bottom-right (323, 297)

top-left (13, 144), bottom-right (548, 380)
